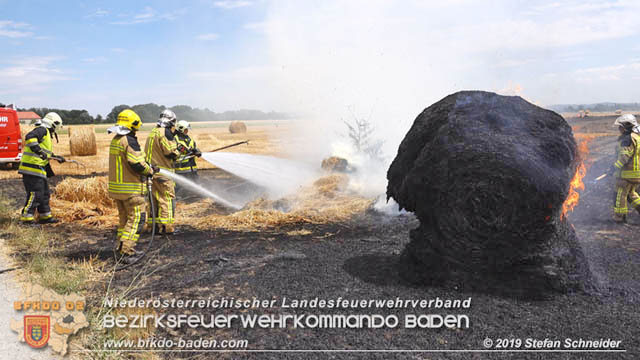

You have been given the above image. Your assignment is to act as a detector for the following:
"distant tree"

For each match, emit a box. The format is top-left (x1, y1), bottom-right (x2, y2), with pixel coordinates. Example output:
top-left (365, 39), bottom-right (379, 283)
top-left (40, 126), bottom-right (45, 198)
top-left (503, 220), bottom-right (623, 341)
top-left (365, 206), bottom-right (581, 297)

top-left (343, 117), bottom-right (384, 160)
top-left (106, 105), bottom-right (131, 124)
top-left (132, 103), bottom-right (166, 123)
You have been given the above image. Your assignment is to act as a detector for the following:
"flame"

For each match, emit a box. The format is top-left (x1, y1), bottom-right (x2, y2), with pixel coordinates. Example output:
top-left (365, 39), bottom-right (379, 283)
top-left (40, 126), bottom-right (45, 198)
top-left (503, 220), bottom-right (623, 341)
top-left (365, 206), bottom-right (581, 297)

top-left (561, 138), bottom-right (591, 218)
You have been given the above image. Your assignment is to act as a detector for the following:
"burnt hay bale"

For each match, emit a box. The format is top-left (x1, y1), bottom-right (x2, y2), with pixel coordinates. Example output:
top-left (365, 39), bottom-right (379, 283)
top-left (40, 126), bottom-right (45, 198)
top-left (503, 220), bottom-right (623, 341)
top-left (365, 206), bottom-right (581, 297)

top-left (386, 91), bottom-right (594, 299)
top-left (321, 156), bottom-right (349, 172)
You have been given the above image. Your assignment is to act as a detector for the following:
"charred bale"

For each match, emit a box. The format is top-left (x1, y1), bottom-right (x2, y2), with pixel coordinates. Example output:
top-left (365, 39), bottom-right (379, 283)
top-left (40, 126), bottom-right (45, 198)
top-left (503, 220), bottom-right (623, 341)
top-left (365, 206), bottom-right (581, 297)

top-left (321, 156), bottom-right (350, 172)
top-left (386, 91), bottom-right (594, 299)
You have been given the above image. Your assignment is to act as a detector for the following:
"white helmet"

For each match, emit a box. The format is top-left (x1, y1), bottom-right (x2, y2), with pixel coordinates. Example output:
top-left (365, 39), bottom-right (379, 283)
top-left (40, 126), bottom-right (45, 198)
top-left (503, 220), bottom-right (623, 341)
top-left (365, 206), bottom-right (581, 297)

top-left (158, 109), bottom-right (177, 128)
top-left (176, 120), bottom-right (191, 134)
top-left (614, 114), bottom-right (639, 133)
top-left (40, 112), bottom-right (63, 131)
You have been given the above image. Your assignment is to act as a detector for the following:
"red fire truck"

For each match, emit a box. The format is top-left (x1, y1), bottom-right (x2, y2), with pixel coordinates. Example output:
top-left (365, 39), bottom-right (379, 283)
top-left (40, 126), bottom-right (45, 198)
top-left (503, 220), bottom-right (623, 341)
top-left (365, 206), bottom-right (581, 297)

top-left (0, 105), bottom-right (23, 169)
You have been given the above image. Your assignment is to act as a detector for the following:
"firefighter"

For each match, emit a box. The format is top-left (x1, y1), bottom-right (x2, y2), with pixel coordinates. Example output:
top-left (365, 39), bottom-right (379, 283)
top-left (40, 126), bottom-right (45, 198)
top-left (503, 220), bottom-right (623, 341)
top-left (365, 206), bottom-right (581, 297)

top-left (144, 109), bottom-right (180, 234)
top-left (107, 109), bottom-right (155, 262)
top-left (610, 114), bottom-right (640, 223)
top-left (18, 112), bottom-right (65, 224)
top-left (174, 120), bottom-right (202, 186)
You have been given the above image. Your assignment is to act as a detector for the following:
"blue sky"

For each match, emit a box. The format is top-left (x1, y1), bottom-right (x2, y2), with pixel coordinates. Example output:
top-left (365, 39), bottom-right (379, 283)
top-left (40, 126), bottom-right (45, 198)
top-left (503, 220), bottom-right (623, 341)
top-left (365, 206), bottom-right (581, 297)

top-left (1, 0), bottom-right (639, 118)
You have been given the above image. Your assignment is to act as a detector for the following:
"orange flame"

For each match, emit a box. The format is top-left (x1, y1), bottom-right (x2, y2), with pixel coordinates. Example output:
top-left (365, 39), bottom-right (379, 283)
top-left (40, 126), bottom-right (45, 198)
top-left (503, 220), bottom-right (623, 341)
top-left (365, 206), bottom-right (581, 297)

top-left (561, 138), bottom-right (591, 218)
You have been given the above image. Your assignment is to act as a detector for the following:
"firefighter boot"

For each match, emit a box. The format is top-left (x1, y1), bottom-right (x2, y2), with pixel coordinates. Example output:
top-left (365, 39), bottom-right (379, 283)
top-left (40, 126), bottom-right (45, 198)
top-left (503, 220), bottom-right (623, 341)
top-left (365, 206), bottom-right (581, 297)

top-left (38, 216), bottom-right (60, 224)
top-left (163, 224), bottom-right (176, 235)
top-left (613, 214), bottom-right (627, 223)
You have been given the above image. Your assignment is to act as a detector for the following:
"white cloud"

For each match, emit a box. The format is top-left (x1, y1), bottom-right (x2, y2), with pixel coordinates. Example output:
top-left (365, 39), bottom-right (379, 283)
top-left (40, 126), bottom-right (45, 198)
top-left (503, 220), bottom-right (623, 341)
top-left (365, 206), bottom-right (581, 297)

top-left (196, 33), bottom-right (220, 41)
top-left (213, 1), bottom-right (252, 9)
top-left (111, 7), bottom-right (186, 25)
top-left (0, 20), bottom-right (33, 38)
top-left (82, 57), bottom-right (107, 63)
top-left (0, 57), bottom-right (70, 95)
top-left (85, 8), bottom-right (109, 18)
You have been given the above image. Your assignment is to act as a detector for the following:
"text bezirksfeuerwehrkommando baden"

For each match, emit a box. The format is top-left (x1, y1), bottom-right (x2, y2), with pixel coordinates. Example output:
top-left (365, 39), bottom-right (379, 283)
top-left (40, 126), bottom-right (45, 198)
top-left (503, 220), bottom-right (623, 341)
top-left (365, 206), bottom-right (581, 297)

top-left (103, 296), bottom-right (472, 310)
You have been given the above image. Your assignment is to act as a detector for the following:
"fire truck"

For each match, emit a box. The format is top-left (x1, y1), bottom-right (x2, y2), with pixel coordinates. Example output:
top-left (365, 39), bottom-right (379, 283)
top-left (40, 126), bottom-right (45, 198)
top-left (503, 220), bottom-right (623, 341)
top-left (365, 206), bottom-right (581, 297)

top-left (0, 105), bottom-right (23, 169)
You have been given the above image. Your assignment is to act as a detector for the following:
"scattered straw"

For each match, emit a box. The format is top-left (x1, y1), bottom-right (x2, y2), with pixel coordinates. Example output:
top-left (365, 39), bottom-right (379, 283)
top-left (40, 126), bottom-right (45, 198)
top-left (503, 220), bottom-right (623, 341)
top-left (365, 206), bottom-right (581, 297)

top-left (54, 176), bottom-right (113, 207)
top-left (182, 174), bottom-right (373, 231)
top-left (51, 176), bottom-right (117, 227)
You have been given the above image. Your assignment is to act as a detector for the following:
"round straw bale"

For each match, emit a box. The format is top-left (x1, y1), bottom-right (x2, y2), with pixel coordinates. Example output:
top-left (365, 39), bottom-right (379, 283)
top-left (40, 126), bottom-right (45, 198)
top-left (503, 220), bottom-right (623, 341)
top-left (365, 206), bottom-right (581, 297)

top-left (69, 125), bottom-right (97, 156)
top-left (228, 121), bottom-right (247, 133)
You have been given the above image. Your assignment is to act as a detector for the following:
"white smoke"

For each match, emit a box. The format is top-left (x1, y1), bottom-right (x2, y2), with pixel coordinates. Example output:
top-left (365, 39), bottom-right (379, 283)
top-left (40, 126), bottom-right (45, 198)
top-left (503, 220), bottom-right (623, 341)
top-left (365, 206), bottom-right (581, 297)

top-left (260, 1), bottom-right (472, 213)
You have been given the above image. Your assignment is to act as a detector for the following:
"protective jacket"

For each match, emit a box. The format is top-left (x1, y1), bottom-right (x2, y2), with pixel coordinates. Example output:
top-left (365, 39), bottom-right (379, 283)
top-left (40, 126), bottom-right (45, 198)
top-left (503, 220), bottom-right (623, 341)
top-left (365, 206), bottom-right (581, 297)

top-left (145, 127), bottom-right (180, 174)
top-left (175, 133), bottom-right (198, 174)
top-left (109, 133), bottom-right (153, 199)
top-left (614, 132), bottom-right (640, 182)
top-left (18, 126), bottom-right (54, 178)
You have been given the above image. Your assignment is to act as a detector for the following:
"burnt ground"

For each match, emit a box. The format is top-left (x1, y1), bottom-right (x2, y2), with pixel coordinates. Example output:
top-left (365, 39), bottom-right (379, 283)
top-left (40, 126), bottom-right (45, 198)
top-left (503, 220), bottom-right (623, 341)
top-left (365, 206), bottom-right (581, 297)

top-left (1, 119), bottom-right (639, 359)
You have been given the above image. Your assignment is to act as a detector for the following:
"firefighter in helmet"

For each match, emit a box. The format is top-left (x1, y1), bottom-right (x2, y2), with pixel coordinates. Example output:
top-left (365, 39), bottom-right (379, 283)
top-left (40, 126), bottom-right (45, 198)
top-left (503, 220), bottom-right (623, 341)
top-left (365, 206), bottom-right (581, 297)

top-left (174, 120), bottom-right (202, 185)
top-left (108, 109), bottom-right (155, 263)
top-left (610, 114), bottom-right (640, 223)
top-left (144, 109), bottom-right (180, 234)
top-left (18, 112), bottom-right (65, 224)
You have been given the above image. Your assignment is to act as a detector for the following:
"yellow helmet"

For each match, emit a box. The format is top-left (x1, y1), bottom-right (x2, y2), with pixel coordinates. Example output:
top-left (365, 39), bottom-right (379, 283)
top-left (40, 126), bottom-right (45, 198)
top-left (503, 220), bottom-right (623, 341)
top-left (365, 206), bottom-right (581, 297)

top-left (117, 109), bottom-right (142, 131)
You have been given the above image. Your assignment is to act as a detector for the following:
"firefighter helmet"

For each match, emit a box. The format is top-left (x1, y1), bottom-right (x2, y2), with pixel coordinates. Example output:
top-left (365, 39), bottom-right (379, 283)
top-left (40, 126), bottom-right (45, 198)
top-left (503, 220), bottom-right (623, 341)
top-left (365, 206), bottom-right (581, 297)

top-left (614, 114), bottom-right (638, 129)
top-left (117, 109), bottom-right (142, 131)
top-left (158, 109), bottom-right (177, 128)
top-left (176, 120), bottom-right (191, 134)
top-left (41, 112), bottom-right (63, 130)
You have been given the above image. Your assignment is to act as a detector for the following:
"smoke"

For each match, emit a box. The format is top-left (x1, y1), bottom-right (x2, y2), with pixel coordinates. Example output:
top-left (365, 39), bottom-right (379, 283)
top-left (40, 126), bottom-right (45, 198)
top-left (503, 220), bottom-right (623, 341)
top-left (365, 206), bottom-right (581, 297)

top-left (260, 1), bottom-right (479, 212)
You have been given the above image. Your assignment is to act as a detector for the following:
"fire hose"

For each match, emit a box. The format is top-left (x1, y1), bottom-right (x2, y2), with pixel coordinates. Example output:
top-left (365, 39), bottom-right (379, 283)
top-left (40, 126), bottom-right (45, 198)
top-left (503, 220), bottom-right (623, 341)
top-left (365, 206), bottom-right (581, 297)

top-left (113, 140), bottom-right (249, 271)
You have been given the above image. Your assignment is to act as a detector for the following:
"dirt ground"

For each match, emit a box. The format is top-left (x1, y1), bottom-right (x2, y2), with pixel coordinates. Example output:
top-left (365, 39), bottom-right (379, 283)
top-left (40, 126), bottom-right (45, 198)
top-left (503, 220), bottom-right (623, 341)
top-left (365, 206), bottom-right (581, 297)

top-left (1, 116), bottom-right (639, 359)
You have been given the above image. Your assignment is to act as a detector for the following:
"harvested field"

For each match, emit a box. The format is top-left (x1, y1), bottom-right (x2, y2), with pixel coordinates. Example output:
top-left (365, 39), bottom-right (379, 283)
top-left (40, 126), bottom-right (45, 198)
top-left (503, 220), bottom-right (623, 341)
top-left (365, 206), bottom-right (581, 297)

top-left (0, 118), bottom-right (638, 359)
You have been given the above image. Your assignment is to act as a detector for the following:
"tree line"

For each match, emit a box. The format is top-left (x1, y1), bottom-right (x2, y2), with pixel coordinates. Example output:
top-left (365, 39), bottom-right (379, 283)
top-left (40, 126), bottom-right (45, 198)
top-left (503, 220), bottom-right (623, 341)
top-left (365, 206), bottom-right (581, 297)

top-left (10, 103), bottom-right (289, 125)
top-left (550, 102), bottom-right (640, 113)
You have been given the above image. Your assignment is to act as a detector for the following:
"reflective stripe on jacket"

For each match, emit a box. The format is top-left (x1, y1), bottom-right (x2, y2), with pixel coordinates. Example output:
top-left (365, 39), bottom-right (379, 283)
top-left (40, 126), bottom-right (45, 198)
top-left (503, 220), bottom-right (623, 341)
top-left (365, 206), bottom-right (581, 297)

top-left (175, 133), bottom-right (197, 174)
top-left (145, 127), bottom-right (179, 172)
top-left (109, 134), bottom-right (152, 198)
top-left (18, 126), bottom-right (52, 178)
top-left (614, 132), bottom-right (640, 181)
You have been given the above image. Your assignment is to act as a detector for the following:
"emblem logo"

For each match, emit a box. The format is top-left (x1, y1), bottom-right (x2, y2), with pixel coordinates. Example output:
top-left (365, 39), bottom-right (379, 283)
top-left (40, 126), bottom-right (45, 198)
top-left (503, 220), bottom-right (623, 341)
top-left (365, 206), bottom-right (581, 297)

top-left (24, 315), bottom-right (50, 348)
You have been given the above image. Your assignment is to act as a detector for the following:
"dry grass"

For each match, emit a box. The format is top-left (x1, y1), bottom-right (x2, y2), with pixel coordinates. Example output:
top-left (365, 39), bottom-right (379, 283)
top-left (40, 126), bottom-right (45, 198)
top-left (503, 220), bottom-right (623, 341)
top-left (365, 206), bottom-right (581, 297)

top-left (69, 125), bottom-right (97, 156)
top-left (0, 198), bottom-right (107, 295)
